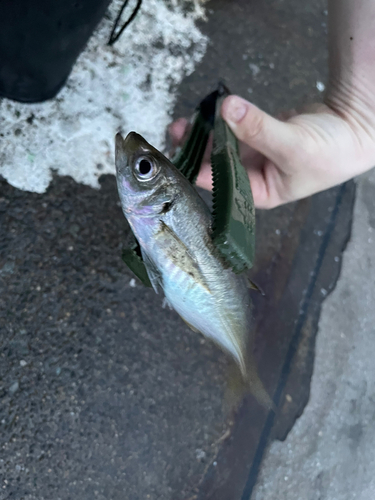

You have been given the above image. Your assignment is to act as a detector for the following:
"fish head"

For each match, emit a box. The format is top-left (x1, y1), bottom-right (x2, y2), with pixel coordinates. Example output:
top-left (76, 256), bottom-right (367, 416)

top-left (115, 132), bottom-right (180, 218)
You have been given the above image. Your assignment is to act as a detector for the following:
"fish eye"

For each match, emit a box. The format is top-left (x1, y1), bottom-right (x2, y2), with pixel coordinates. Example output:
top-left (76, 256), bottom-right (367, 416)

top-left (134, 156), bottom-right (159, 181)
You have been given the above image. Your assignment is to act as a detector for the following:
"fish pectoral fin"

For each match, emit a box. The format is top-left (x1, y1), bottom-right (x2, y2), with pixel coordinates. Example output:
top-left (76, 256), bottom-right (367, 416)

top-left (141, 250), bottom-right (163, 294)
top-left (156, 221), bottom-right (211, 293)
top-left (247, 278), bottom-right (265, 296)
top-left (181, 316), bottom-right (200, 334)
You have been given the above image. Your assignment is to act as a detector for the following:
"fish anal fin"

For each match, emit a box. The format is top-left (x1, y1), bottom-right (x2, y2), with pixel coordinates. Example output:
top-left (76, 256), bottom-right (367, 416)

top-left (181, 316), bottom-right (200, 334)
top-left (162, 297), bottom-right (173, 310)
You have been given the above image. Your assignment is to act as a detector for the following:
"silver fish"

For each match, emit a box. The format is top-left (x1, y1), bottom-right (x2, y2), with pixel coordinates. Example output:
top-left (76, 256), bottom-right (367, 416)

top-left (115, 132), bottom-right (271, 407)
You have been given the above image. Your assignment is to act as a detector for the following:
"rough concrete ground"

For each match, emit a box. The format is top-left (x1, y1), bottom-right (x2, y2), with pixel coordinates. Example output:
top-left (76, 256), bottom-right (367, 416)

top-left (252, 171), bottom-right (375, 500)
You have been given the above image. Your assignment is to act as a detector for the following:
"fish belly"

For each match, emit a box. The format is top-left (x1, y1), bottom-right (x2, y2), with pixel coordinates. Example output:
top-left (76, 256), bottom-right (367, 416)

top-left (162, 264), bottom-right (242, 364)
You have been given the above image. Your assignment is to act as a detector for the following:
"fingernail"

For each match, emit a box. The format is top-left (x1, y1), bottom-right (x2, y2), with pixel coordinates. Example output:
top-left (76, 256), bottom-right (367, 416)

top-left (224, 96), bottom-right (248, 124)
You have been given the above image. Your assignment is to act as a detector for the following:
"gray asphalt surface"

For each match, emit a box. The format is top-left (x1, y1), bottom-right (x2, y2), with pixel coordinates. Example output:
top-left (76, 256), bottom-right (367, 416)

top-left (0, 175), bottom-right (228, 500)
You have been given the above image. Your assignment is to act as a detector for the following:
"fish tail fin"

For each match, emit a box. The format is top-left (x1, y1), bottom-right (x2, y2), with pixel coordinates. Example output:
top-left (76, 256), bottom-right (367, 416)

top-left (245, 360), bottom-right (275, 411)
top-left (224, 359), bottom-right (275, 413)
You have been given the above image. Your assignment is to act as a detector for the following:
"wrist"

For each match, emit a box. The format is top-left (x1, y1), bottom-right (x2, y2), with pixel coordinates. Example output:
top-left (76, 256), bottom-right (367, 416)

top-left (325, 78), bottom-right (375, 150)
top-left (327, 0), bottom-right (375, 141)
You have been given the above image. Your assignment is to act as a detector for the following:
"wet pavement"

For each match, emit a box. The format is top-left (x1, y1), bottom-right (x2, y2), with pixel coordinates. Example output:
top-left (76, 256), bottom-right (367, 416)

top-left (1, 0), bottom-right (370, 499)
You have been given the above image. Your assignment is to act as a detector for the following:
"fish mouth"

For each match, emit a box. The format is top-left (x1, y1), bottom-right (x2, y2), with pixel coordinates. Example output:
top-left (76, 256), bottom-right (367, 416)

top-left (116, 131), bottom-right (149, 157)
top-left (122, 131), bottom-right (141, 154)
top-left (115, 131), bottom-right (153, 175)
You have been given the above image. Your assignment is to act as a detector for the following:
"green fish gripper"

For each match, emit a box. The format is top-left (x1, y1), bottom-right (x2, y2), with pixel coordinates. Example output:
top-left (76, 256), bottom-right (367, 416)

top-left (120, 82), bottom-right (256, 283)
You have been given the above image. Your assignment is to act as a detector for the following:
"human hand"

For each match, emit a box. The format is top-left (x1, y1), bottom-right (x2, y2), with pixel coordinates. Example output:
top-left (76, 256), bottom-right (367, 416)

top-left (169, 93), bottom-right (375, 209)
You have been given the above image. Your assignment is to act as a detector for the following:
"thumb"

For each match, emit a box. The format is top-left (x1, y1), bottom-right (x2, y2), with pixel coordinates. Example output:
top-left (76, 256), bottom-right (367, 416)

top-left (221, 95), bottom-right (295, 165)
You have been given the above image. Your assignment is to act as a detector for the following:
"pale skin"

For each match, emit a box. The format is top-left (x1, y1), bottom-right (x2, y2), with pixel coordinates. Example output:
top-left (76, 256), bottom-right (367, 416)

top-left (169, 0), bottom-right (375, 209)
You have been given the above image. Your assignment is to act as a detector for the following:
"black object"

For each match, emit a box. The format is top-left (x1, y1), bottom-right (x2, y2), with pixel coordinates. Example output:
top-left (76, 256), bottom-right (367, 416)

top-left (0, 0), bottom-right (112, 103)
top-left (108, 0), bottom-right (143, 46)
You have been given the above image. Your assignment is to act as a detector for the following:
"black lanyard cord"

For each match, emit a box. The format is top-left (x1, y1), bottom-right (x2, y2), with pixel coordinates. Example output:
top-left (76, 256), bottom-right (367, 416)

top-left (108, 0), bottom-right (143, 46)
